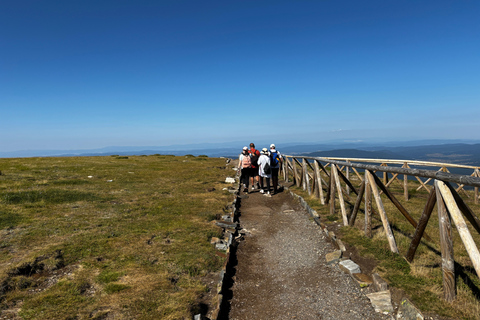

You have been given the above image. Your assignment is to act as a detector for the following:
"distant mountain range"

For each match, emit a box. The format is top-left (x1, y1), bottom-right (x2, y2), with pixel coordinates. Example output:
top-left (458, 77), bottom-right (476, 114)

top-left (1, 140), bottom-right (480, 167)
top-left (302, 143), bottom-right (480, 166)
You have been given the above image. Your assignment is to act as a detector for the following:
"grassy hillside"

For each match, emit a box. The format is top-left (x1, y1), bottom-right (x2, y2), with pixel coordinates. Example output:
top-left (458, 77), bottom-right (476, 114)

top-left (0, 155), bottom-right (233, 319)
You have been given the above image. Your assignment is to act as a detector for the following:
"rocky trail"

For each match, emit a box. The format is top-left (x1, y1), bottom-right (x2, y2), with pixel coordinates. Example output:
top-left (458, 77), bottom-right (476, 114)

top-left (220, 185), bottom-right (393, 320)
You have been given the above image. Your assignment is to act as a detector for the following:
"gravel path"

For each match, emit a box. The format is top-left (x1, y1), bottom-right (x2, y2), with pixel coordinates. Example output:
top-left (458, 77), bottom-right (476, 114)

top-left (226, 188), bottom-right (391, 320)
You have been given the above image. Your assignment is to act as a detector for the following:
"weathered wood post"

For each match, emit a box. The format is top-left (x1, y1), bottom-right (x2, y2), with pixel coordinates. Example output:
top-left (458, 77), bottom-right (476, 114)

top-left (302, 158), bottom-right (308, 192)
top-left (365, 171), bottom-right (372, 238)
top-left (436, 180), bottom-right (480, 279)
top-left (382, 163), bottom-right (389, 185)
top-left (329, 169), bottom-right (336, 216)
top-left (284, 157), bottom-right (289, 183)
top-left (475, 168), bottom-right (479, 205)
top-left (292, 158), bottom-right (299, 187)
top-left (435, 182), bottom-right (456, 301)
top-left (349, 179), bottom-right (366, 227)
top-left (405, 187), bottom-right (437, 262)
top-left (366, 170), bottom-right (399, 253)
top-left (332, 164), bottom-right (348, 226)
top-left (314, 160), bottom-right (325, 205)
top-left (346, 160), bottom-right (350, 194)
top-left (297, 159), bottom-right (303, 188)
top-left (304, 159), bottom-right (312, 195)
top-left (403, 162), bottom-right (409, 201)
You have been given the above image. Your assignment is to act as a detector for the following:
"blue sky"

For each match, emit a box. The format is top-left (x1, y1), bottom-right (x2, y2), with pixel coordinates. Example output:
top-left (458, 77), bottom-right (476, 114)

top-left (1, 0), bottom-right (479, 152)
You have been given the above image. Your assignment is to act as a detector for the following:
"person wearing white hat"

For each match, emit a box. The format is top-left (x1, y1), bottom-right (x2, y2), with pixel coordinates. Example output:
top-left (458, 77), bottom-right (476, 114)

top-left (258, 148), bottom-right (272, 196)
top-left (238, 146), bottom-right (252, 193)
top-left (269, 144), bottom-right (282, 194)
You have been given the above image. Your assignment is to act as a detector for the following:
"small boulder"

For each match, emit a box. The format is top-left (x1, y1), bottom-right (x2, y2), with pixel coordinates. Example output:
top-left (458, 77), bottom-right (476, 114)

top-left (339, 259), bottom-right (361, 274)
top-left (352, 273), bottom-right (373, 287)
top-left (325, 250), bottom-right (342, 265)
top-left (396, 298), bottom-right (424, 320)
top-left (366, 290), bottom-right (394, 313)
top-left (372, 273), bottom-right (389, 292)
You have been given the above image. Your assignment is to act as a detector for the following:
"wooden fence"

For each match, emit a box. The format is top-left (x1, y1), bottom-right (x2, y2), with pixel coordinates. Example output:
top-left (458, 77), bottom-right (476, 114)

top-left (281, 156), bottom-right (480, 302)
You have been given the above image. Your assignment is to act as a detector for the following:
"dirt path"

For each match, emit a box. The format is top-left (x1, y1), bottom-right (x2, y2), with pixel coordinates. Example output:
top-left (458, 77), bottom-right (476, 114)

top-left (223, 186), bottom-right (390, 320)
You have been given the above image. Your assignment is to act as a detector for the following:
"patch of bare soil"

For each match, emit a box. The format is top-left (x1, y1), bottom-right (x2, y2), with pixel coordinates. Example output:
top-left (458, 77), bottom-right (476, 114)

top-left (223, 186), bottom-right (391, 320)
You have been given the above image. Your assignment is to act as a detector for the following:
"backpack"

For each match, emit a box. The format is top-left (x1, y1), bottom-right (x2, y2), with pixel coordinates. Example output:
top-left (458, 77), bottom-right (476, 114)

top-left (270, 151), bottom-right (280, 167)
top-left (264, 162), bottom-right (271, 175)
top-left (249, 149), bottom-right (259, 167)
top-left (241, 154), bottom-right (252, 168)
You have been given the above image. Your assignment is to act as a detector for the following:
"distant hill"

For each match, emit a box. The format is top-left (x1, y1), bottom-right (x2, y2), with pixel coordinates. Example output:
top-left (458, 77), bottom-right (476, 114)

top-left (2, 140), bottom-right (480, 167)
top-left (301, 143), bottom-right (480, 166)
top-left (304, 149), bottom-right (402, 160)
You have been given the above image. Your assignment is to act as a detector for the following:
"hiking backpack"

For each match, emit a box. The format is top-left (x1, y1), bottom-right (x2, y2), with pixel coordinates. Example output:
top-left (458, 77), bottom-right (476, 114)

top-left (249, 149), bottom-right (260, 167)
top-left (270, 151), bottom-right (280, 167)
top-left (241, 154), bottom-right (252, 168)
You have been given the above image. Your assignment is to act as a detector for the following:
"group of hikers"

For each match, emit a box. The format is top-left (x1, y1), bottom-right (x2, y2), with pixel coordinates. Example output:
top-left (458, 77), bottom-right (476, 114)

top-left (238, 143), bottom-right (282, 196)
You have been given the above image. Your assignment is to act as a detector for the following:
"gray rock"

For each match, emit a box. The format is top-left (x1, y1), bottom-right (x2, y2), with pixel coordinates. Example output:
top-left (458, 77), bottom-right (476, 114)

top-left (329, 231), bottom-right (336, 240)
top-left (221, 215), bottom-right (233, 222)
top-left (352, 273), bottom-right (373, 287)
top-left (372, 273), bottom-right (389, 292)
top-left (326, 250), bottom-right (342, 265)
top-left (215, 220), bottom-right (238, 229)
top-left (336, 239), bottom-right (346, 251)
top-left (397, 298), bottom-right (424, 320)
top-left (366, 290), bottom-right (394, 313)
top-left (216, 242), bottom-right (228, 251)
top-left (339, 259), bottom-right (361, 274)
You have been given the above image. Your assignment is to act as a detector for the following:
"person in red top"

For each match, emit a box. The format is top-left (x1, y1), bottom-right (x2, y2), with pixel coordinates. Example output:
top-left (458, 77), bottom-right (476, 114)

top-left (248, 142), bottom-right (261, 191)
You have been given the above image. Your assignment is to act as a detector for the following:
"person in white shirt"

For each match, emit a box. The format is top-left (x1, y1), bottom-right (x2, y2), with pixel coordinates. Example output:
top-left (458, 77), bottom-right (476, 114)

top-left (257, 148), bottom-right (272, 195)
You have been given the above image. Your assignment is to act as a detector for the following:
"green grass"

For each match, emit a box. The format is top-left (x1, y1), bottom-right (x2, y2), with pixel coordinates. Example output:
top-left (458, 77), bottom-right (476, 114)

top-left (287, 168), bottom-right (480, 320)
top-left (0, 155), bottom-right (233, 319)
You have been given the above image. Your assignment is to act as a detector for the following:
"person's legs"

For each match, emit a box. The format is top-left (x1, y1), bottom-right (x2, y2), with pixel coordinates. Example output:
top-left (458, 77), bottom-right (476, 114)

top-left (250, 167), bottom-right (258, 190)
top-left (272, 168), bottom-right (279, 194)
top-left (242, 168), bottom-right (250, 191)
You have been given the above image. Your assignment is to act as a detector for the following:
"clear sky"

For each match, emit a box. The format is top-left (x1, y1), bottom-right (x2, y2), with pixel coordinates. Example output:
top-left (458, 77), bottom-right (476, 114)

top-left (1, 0), bottom-right (479, 152)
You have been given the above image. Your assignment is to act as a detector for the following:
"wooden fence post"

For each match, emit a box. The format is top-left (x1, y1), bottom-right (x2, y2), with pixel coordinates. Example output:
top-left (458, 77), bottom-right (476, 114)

top-left (349, 179), bottom-right (366, 227)
top-left (292, 158), bottom-right (299, 187)
top-left (330, 171), bottom-right (336, 216)
top-left (366, 170), bottom-right (399, 253)
top-left (405, 187), bottom-right (437, 262)
top-left (475, 168), bottom-right (479, 205)
top-left (365, 172), bottom-right (372, 238)
top-left (403, 162), bottom-right (409, 201)
top-left (436, 180), bottom-right (480, 278)
top-left (346, 161), bottom-right (350, 194)
top-left (332, 164), bottom-right (348, 226)
top-left (314, 160), bottom-right (325, 205)
top-left (283, 157), bottom-right (288, 182)
top-left (435, 182), bottom-right (456, 301)
top-left (302, 159), bottom-right (311, 195)
top-left (382, 163), bottom-right (389, 184)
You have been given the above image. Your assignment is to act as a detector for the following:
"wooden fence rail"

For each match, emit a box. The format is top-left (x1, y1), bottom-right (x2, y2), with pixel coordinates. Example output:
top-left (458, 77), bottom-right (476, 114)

top-left (282, 155), bottom-right (480, 302)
